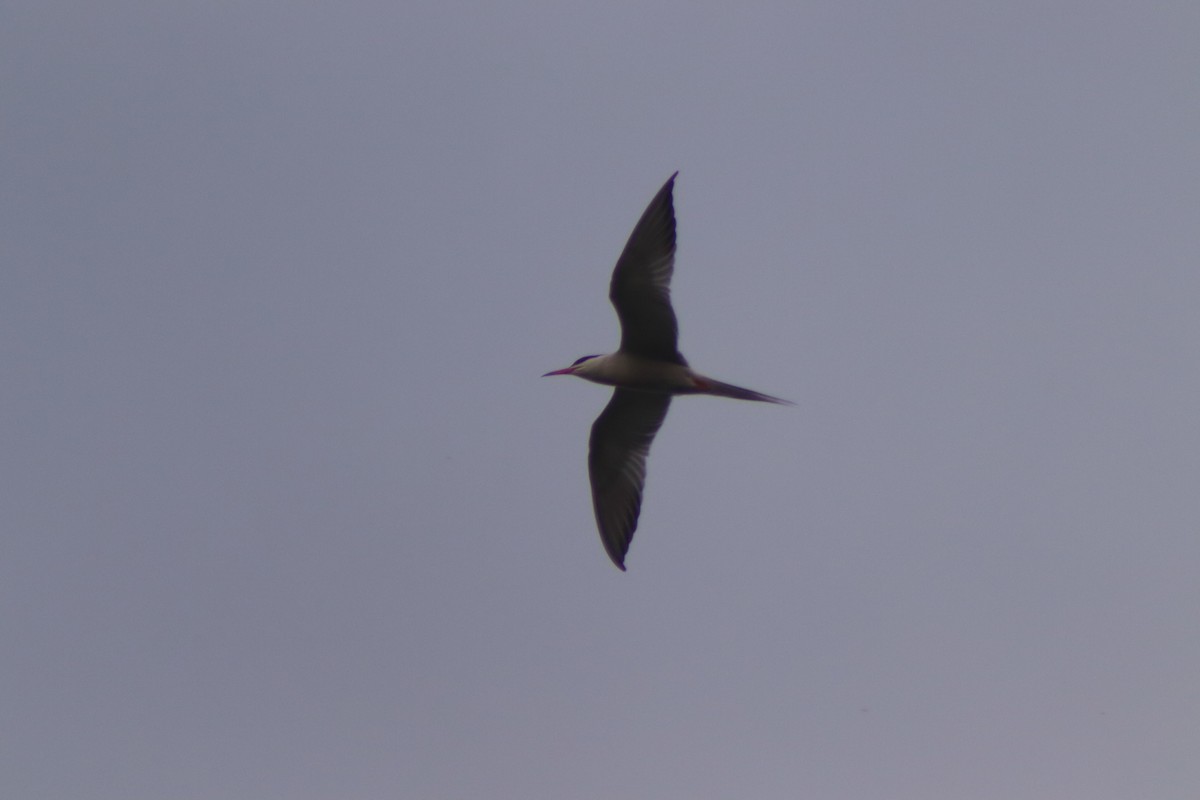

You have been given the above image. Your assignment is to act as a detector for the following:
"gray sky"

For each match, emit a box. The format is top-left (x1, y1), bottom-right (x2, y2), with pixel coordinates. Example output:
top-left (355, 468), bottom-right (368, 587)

top-left (4, 2), bottom-right (1199, 798)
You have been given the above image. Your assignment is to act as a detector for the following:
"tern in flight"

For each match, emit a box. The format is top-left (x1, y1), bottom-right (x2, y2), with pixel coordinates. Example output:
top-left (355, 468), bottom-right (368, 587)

top-left (543, 172), bottom-right (791, 570)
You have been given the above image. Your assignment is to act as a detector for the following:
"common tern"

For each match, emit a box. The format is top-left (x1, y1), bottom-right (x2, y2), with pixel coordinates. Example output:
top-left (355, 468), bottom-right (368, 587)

top-left (544, 172), bottom-right (791, 570)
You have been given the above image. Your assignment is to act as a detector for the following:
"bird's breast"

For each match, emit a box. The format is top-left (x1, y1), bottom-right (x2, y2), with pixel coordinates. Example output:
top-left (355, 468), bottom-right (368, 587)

top-left (583, 354), bottom-right (695, 393)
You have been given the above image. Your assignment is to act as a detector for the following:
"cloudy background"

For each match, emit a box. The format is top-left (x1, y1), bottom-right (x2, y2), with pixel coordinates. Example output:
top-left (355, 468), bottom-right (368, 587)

top-left (3, 2), bottom-right (1198, 798)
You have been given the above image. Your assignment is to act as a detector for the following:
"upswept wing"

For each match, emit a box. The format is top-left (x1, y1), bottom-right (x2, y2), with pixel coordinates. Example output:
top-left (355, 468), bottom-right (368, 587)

top-left (608, 173), bottom-right (685, 364)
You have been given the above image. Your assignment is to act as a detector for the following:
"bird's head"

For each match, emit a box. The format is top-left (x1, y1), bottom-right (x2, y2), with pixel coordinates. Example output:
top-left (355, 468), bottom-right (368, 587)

top-left (542, 354), bottom-right (602, 378)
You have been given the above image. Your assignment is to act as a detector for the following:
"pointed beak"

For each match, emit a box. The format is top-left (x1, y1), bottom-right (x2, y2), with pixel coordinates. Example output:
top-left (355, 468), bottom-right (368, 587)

top-left (541, 366), bottom-right (575, 377)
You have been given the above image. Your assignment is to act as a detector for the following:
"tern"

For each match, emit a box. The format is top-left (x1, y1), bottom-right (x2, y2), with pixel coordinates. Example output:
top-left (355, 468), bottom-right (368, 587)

top-left (544, 172), bottom-right (791, 570)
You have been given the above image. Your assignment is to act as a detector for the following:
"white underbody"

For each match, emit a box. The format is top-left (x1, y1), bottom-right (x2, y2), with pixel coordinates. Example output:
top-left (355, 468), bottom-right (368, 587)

top-left (574, 353), bottom-right (699, 393)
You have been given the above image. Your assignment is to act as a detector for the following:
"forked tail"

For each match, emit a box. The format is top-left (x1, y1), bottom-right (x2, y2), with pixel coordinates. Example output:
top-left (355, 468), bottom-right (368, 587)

top-left (693, 376), bottom-right (793, 405)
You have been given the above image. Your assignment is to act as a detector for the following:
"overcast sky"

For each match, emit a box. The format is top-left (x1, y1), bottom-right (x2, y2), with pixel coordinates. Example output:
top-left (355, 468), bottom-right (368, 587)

top-left (3, 2), bottom-right (1199, 798)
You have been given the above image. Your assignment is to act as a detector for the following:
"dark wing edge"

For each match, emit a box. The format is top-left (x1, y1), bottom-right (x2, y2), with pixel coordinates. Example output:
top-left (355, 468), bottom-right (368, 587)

top-left (608, 172), bottom-right (686, 364)
top-left (587, 389), bottom-right (672, 570)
